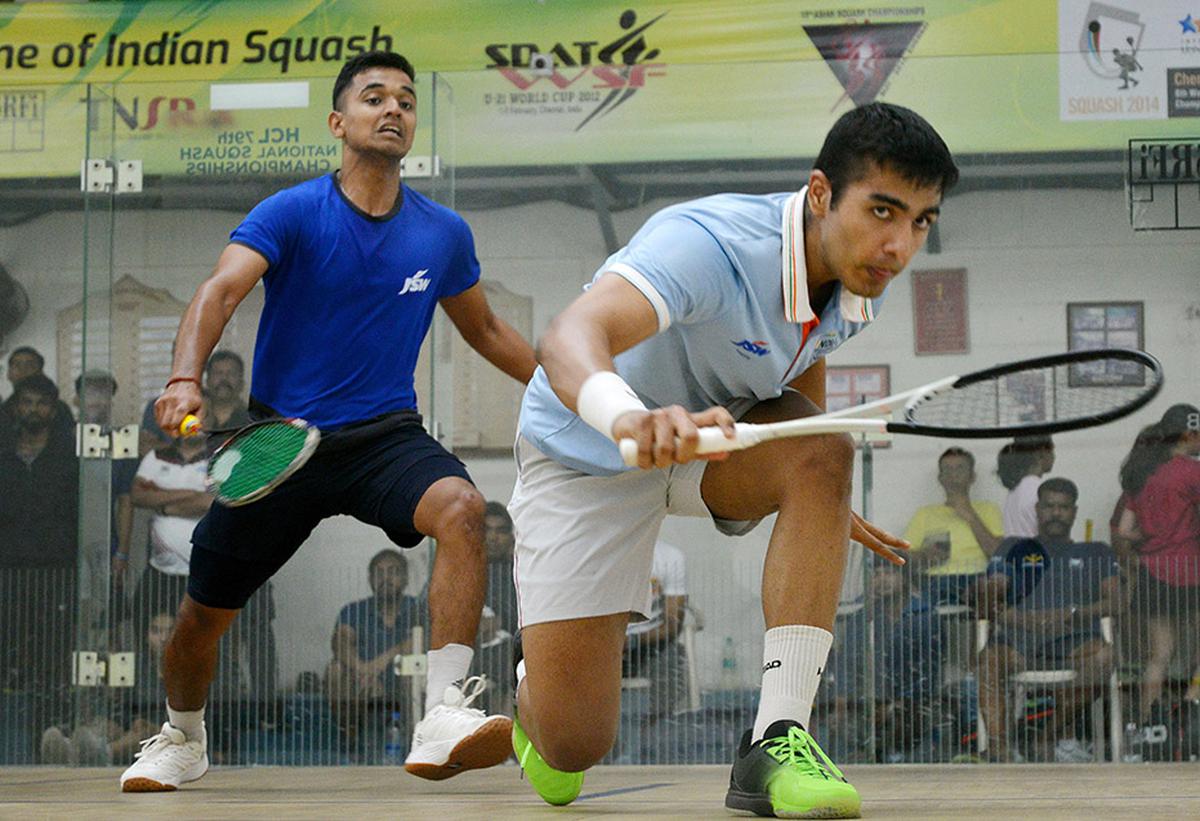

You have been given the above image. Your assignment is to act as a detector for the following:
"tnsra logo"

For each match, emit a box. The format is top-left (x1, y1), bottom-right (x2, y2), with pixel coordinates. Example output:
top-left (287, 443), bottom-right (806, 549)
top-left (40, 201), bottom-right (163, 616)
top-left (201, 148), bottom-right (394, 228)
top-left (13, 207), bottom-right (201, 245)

top-left (732, 339), bottom-right (770, 357)
top-left (398, 269), bottom-right (431, 296)
top-left (485, 9), bottom-right (666, 130)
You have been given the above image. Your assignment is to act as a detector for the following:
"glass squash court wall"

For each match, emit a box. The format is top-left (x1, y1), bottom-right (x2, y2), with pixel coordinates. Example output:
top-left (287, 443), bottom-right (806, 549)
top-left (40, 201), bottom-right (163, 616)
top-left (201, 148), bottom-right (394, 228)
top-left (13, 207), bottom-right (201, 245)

top-left (1, 50), bottom-right (1198, 768)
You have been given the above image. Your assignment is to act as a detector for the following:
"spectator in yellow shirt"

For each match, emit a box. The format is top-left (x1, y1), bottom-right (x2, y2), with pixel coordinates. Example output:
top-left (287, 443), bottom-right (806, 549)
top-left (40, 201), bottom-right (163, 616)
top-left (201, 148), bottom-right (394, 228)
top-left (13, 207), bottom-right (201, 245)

top-left (903, 447), bottom-right (1003, 606)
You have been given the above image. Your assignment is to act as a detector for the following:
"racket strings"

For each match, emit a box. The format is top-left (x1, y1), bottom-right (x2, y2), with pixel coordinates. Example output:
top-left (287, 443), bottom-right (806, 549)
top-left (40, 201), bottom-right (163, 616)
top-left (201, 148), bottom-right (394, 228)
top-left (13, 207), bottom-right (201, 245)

top-left (211, 423), bottom-right (311, 501)
top-left (906, 358), bottom-right (1155, 430)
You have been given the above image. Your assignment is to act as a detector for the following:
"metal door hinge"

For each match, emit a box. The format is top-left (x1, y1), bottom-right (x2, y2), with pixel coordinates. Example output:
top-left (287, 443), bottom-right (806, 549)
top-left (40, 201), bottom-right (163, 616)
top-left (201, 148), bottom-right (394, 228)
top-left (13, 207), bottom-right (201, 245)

top-left (72, 651), bottom-right (136, 687)
top-left (80, 158), bottom-right (143, 193)
top-left (77, 424), bottom-right (139, 459)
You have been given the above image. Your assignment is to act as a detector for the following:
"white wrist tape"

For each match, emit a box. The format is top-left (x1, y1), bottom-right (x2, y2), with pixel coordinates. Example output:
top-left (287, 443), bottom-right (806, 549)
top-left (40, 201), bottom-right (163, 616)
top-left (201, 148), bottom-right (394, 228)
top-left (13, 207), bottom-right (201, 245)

top-left (577, 371), bottom-right (648, 442)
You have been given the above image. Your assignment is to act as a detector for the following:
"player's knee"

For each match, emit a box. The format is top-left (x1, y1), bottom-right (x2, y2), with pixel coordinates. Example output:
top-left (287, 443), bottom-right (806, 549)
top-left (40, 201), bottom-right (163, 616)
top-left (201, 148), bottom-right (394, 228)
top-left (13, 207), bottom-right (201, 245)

top-left (430, 484), bottom-right (487, 545)
top-left (174, 596), bottom-right (238, 645)
top-left (539, 723), bottom-right (617, 772)
top-left (780, 432), bottom-right (854, 492)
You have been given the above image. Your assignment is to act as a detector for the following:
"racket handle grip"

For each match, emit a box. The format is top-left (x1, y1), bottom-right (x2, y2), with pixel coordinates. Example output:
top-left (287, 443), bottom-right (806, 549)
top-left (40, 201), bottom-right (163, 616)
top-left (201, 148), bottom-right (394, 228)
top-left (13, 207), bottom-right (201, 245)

top-left (179, 415), bottom-right (201, 437)
top-left (618, 425), bottom-right (750, 467)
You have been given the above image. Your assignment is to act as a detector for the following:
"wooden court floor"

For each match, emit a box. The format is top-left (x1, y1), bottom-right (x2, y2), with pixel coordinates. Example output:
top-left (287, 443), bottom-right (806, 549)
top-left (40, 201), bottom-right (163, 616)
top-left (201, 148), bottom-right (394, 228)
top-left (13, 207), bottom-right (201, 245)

top-left (2, 763), bottom-right (1198, 819)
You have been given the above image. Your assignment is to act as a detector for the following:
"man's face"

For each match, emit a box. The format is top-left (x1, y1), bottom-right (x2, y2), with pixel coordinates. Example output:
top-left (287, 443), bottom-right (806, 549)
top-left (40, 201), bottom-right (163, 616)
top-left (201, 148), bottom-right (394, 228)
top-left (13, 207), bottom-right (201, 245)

top-left (15, 390), bottom-right (55, 432)
top-left (146, 613), bottom-right (175, 654)
top-left (369, 557), bottom-right (408, 600)
top-left (7, 353), bottom-right (41, 386)
top-left (484, 513), bottom-right (515, 562)
top-left (206, 359), bottom-right (244, 402)
top-left (812, 163), bottom-right (943, 299)
top-left (329, 67), bottom-right (417, 160)
top-left (937, 454), bottom-right (974, 494)
top-left (1036, 490), bottom-right (1076, 542)
top-left (79, 383), bottom-right (114, 425)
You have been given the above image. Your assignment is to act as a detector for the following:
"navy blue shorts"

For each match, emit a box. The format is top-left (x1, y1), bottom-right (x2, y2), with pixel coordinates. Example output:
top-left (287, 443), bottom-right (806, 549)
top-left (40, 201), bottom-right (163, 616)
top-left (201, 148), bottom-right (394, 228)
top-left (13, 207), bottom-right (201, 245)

top-left (188, 409), bottom-right (470, 610)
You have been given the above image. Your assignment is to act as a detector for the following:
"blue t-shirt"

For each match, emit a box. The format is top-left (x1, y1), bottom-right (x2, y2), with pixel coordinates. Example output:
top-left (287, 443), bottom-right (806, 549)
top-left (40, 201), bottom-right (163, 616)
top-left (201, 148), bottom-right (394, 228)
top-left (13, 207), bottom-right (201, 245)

top-left (231, 174), bottom-right (480, 429)
top-left (519, 189), bottom-right (881, 475)
top-left (336, 595), bottom-right (423, 665)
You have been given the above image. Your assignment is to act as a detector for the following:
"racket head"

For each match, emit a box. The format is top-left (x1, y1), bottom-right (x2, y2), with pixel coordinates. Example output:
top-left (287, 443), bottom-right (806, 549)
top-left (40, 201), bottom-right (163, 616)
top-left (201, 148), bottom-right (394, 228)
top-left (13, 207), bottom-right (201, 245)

top-left (897, 348), bottom-right (1163, 438)
top-left (206, 418), bottom-right (320, 506)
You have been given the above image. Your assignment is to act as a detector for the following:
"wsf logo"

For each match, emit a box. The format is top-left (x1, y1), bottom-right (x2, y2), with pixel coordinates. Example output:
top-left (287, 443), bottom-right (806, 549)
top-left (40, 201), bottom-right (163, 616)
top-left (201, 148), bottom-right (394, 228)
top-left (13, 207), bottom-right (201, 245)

top-left (398, 269), bottom-right (431, 295)
top-left (732, 339), bottom-right (770, 357)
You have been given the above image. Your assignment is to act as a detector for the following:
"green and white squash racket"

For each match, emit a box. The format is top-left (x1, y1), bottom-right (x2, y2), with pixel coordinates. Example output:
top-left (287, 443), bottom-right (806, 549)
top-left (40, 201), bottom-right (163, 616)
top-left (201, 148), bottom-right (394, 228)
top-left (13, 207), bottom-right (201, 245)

top-left (181, 414), bottom-right (321, 506)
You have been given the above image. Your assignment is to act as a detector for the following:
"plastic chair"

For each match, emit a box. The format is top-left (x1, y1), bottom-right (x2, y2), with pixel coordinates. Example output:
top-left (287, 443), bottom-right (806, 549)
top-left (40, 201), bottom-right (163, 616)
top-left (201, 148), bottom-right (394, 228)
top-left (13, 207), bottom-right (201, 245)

top-left (976, 615), bottom-right (1121, 762)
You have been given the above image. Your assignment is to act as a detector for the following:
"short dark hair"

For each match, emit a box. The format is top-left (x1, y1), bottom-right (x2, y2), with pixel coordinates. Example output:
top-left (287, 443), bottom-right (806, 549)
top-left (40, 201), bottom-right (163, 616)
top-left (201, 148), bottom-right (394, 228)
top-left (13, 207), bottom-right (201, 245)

top-left (13, 372), bottom-right (58, 402)
top-left (332, 50), bottom-right (416, 110)
top-left (938, 446), bottom-right (974, 470)
top-left (205, 350), bottom-right (244, 377)
top-left (74, 369), bottom-right (117, 395)
top-left (8, 346), bottom-right (44, 369)
top-left (1038, 477), bottom-right (1078, 504)
top-left (368, 548), bottom-right (406, 578)
top-left (484, 500), bottom-right (511, 520)
top-left (996, 435), bottom-right (1054, 489)
top-left (814, 102), bottom-right (959, 206)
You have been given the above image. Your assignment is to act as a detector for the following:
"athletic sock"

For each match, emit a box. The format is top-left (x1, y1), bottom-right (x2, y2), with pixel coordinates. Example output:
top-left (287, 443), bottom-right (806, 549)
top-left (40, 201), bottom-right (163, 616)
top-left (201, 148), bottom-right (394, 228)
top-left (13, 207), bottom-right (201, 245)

top-left (752, 625), bottom-right (833, 741)
top-left (166, 702), bottom-right (206, 741)
top-left (425, 643), bottom-right (475, 713)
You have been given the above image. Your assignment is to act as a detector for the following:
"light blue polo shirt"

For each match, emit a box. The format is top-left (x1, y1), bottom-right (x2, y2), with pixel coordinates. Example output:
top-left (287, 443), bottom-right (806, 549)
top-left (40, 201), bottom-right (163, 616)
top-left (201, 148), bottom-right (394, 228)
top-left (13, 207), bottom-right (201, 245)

top-left (519, 189), bottom-right (883, 475)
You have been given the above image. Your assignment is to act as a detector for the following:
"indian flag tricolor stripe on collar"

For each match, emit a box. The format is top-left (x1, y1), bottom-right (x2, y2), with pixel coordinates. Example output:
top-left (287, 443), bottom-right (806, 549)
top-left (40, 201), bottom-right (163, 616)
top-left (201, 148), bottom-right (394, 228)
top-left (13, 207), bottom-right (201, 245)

top-left (781, 189), bottom-right (809, 324)
top-left (780, 188), bottom-right (876, 325)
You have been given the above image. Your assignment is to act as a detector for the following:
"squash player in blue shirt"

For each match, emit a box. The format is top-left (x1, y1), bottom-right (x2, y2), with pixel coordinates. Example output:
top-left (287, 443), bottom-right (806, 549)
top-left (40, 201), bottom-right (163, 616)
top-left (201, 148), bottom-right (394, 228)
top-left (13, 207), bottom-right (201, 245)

top-left (510, 103), bottom-right (957, 817)
top-left (121, 51), bottom-right (537, 792)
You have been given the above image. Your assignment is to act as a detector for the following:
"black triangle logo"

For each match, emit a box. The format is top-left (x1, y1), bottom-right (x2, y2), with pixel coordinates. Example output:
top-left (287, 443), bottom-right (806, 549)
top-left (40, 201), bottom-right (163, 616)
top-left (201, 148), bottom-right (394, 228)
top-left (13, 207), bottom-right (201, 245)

top-left (803, 22), bottom-right (924, 108)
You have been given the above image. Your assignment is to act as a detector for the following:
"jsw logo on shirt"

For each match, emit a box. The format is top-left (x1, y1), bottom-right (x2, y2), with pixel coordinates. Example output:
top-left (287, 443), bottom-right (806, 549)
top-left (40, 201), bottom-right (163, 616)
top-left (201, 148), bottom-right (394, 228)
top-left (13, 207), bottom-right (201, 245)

top-left (732, 339), bottom-right (771, 357)
top-left (398, 269), bottom-right (431, 295)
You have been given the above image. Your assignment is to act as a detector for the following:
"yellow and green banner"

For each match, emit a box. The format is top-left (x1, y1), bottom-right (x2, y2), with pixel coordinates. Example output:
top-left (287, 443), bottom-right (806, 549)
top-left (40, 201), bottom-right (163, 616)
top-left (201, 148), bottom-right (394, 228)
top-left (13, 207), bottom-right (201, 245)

top-left (1, 0), bottom-right (1196, 178)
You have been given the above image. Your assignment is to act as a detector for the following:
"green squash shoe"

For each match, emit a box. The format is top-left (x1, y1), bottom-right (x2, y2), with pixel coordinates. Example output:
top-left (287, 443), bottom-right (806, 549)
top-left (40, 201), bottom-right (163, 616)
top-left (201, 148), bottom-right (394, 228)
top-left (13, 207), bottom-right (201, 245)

top-left (512, 714), bottom-right (585, 806)
top-left (725, 720), bottom-right (861, 818)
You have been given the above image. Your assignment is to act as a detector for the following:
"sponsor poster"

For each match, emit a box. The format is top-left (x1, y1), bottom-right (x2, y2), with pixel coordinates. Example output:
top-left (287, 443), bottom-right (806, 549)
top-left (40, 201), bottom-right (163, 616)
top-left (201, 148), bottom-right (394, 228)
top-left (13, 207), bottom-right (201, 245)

top-left (1059, 0), bottom-right (1200, 120)
top-left (2, 0), bottom-right (1200, 178)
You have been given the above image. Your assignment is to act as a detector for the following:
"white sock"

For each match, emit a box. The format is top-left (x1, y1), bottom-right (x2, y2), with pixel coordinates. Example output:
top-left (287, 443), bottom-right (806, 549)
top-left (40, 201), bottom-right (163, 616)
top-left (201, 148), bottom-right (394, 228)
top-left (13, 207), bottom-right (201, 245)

top-left (166, 702), bottom-right (205, 741)
top-left (752, 625), bottom-right (833, 741)
top-left (425, 643), bottom-right (475, 713)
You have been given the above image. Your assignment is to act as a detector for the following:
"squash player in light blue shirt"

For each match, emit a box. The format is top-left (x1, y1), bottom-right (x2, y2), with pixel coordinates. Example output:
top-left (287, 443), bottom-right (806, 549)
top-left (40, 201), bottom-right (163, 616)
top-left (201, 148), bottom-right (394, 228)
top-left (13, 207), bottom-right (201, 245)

top-left (510, 102), bottom-right (958, 818)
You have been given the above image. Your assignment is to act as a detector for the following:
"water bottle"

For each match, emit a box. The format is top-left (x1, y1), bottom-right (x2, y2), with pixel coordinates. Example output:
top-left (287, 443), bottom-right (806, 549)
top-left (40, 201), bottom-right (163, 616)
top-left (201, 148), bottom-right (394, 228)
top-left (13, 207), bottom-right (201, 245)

top-left (384, 711), bottom-right (404, 764)
top-left (720, 636), bottom-right (738, 690)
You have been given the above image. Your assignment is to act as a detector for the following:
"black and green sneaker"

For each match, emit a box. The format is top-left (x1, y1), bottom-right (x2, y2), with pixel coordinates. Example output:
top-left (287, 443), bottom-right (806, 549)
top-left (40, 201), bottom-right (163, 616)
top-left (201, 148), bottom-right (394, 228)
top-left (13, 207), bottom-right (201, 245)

top-left (725, 720), bottom-right (861, 819)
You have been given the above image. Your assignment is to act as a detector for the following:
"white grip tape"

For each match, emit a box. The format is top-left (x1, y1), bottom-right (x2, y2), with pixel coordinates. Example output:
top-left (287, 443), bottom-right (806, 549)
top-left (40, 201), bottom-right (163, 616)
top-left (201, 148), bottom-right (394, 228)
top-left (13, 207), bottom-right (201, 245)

top-left (619, 423), bottom-right (753, 466)
top-left (577, 370), bottom-right (648, 442)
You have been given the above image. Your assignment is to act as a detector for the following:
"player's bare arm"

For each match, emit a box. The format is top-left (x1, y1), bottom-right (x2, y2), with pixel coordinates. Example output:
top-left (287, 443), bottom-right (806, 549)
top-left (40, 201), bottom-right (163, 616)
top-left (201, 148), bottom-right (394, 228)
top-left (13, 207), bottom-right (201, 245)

top-left (156, 244), bottom-right (268, 434)
top-left (538, 273), bottom-right (735, 468)
top-left (440, 282), bottom-right (538, 384)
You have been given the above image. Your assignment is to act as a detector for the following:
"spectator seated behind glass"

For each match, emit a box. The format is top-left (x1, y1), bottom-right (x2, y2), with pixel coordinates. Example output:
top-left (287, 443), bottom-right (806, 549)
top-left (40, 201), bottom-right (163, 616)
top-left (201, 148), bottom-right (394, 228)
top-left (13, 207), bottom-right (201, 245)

top-left (997, 435), bottom-right (1055, 538)
top-left (903, 447), bottom-right (1002, 606)
top-left (975, 477), bottom-right (1122, 763)
top-left (139, 350), bottom-right (249, 457)
top-left (40, 609), bottom-right (174, 766)
top-left (74, 369), bottom-right (138, 596)
top-left (474, 604), bottom-right (515, 720)
top-left (0, 373), bottom-right (79, 729)
top-left (325, 549), bottom-right (423, 760)
top-left (624, 541), bottom-right (688, 718)
top-left (0, 346), bottom-right (74, 440)
top-left (130, 399), bottom-right (215, 620)
top-left (1116, 403), bottom-right (1200, 752)
top-left (484, 500), bottom-right (518, 639)
top-left (870, 559), bottom-right (942, 762)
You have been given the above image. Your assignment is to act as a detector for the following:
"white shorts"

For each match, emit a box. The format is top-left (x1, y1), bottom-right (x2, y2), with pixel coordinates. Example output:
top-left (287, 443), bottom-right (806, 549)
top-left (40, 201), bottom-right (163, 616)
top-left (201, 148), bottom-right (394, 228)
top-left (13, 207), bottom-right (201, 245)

top-left (508, 436), bottom-right (760, 628)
